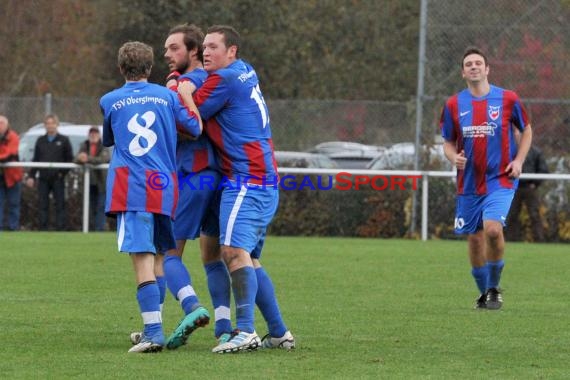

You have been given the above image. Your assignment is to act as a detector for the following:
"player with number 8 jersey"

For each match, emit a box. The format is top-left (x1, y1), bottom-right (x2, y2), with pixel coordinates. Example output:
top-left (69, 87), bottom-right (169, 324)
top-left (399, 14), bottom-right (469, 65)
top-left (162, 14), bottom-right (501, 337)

top-left (100, 72), bottom-right (201, 217)
top-left (99, 41), bottom-right (202, 354)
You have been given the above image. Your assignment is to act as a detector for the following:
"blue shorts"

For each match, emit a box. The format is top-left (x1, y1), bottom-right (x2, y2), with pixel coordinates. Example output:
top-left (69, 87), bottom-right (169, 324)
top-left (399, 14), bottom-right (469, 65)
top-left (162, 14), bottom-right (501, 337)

top-left (454, 188), bottom-right (515, 235)
top-left (174, 169), bottom-right (221, 240)
top-left (116, 211), bottom-right (176, 254)
top-left (219, 185), bottom-right (279, 258)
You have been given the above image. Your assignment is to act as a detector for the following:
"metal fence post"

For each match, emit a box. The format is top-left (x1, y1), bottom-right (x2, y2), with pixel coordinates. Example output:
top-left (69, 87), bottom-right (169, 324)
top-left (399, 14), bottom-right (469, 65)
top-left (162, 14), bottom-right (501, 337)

top-left (421, 173), bottom-right (429, 241)
top-left (82, 165), bottom-right (90, 233)
top-left (44, 93), bottom-right (52, 115)
top-left (412, 0), bottom-right (429, 236)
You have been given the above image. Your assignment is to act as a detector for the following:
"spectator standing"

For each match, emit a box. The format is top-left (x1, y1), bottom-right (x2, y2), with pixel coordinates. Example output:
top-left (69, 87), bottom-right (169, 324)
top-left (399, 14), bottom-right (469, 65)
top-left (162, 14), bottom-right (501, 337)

top-left (25, 114), bottom-right (73, 231)
top-left (506, 145), bottom-right (549, 242)
top-left (0, 115), bottom-right (23, 231)
top-left (75, 126), bottom-right (110, 231)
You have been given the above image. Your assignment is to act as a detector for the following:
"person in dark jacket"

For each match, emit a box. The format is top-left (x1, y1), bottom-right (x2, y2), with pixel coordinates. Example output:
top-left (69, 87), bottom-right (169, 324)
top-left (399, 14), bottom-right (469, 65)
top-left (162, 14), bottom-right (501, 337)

top-left (505, 145), bottom-right (549, 242)
top-left (0, 115), bottom-right (24, 231)
top-left (75, 126), bottom-right (110, 231)
top-left (25, 114), bottom-right (73, 230)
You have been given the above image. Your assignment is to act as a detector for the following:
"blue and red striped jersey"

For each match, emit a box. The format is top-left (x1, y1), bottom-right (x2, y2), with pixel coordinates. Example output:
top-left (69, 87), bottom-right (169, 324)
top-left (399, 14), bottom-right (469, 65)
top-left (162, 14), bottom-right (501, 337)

top-left (100, 81), bottom-right (201, 217)
top-left (175, 68), bottom-right (218, 174)
top-left (440, 85), bottom-right (529, 195)
top-left (193, 59), bottom-right (278, 185)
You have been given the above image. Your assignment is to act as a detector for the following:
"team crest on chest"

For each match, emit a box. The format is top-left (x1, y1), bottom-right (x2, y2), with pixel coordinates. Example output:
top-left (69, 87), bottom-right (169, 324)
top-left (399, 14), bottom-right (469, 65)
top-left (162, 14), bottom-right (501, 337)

top-left (488, 105), bottom-right (501, 121)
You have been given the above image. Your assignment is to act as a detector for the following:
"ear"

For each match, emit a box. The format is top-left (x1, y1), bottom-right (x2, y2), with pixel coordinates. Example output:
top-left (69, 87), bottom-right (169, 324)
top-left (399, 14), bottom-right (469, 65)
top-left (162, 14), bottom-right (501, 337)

top-left (228, 45), bottom-right (238, 59)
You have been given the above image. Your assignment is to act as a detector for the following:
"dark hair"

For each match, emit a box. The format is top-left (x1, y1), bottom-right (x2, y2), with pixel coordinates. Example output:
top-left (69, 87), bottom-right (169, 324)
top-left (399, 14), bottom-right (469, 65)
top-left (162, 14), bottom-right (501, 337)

top-left (206, 25), bottom-right (240, 57)
top-left (168, 24), bottom-right (204, 62)
top-left (461, 46), bottom-right (488, 68)
top-left (118, 41), bottom-right (153, 81)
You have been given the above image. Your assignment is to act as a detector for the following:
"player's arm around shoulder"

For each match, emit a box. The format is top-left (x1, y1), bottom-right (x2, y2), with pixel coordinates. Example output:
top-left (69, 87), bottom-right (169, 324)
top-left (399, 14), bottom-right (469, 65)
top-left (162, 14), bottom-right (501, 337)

top-left (174, 81), bottom-right (202, 138)
top-left (193, 71), bottom-right (232, 120)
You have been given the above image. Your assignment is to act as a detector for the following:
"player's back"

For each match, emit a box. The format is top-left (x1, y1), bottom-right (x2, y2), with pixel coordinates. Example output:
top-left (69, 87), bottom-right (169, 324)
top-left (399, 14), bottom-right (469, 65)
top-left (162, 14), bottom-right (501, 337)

top-left (100, 81), bottom-right (184, 215)
top-left (196, 59), bottom-right (277, 184)
top-left (101, 82), bottom-right (181, 174)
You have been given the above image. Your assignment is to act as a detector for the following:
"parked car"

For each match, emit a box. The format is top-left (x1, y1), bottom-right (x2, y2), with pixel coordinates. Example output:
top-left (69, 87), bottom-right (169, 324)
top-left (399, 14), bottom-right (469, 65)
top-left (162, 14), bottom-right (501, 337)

top-left (308, 141), bottom-right (385, 169)
top-left (366, 142), bottom-right (452, 171)
top-left (274, 151), bottom-right (338, 168)
top-left (19, 122), bottom-right (103, 162)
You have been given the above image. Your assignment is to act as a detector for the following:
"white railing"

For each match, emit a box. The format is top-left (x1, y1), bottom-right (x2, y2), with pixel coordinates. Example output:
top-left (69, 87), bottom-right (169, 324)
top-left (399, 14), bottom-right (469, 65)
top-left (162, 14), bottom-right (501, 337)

top-left (3, 162), bottom-right (569, 239)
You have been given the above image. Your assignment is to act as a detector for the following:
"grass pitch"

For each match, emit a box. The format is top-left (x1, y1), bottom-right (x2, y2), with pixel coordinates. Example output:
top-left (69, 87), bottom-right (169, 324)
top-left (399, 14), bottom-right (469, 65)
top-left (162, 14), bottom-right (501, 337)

top-left (0, 233), bottom-right (568, 379)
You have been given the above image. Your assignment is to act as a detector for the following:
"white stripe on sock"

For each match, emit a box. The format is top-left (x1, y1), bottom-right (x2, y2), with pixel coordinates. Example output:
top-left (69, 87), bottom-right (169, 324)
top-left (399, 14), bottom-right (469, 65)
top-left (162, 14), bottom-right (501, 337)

top-left (177, 285), bottom-right (196, 304)
top-left (141, 311), bottom-right (162, 324)
top-left (215, 306), bottom-right (231, 321)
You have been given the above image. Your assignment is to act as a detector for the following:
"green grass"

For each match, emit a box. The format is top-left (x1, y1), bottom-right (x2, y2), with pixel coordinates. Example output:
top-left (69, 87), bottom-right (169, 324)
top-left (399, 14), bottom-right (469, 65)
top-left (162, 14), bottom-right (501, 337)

top-left (0, 233), bottom-right (568, 379)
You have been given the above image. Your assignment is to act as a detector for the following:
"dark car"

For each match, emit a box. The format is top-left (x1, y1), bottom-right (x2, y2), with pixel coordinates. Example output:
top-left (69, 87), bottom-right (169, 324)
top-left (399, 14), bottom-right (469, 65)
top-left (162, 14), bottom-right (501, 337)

top-left (308, 141), bottom-right (385, 169)
top-left (367, 142), bottom-right (452, 171)
top-left (274, 151), bottom-right (338, 169)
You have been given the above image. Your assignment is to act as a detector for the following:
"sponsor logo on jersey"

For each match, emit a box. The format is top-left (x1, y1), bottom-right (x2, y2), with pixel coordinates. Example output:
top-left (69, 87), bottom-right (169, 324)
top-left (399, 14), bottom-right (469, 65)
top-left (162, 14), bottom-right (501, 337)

top-left (488, 105), bottom-right (500, 121)
top-left (462, 122), bottom-right (498, 138)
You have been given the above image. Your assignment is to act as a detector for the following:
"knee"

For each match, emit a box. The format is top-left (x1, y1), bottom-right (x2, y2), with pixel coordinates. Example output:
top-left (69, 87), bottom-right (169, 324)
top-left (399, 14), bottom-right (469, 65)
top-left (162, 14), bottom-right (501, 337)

top-left (485, 225), bottom-right (503, 241)
top-left (221, 246), bottom-right (239, 264)
top-left (221, 246), bottom-right (249, 271)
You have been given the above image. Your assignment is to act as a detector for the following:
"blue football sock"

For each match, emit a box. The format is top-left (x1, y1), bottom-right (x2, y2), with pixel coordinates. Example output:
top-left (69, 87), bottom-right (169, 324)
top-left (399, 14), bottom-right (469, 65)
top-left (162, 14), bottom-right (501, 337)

top-left (156, 275), bottom-right (166, 312)
top-left (164, 254), bottom-right (200, 315)
top-left (231, 267), bottom-right (258, 334)
top-left (487, 259), bottom-right (505, 289)
top-left (204, 261), bottom-right (232, 337)
top-left (136, 281), bottom-right (162, 338)
top-left (255, 267), bottom-right (287, 337)
top-left (471, 265), bottom-right (489, 294)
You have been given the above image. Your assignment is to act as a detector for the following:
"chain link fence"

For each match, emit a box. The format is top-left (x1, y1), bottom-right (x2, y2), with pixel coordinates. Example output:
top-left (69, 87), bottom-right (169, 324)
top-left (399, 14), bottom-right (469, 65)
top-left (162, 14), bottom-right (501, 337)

top-left (1, 0), bottom-right (568, 239)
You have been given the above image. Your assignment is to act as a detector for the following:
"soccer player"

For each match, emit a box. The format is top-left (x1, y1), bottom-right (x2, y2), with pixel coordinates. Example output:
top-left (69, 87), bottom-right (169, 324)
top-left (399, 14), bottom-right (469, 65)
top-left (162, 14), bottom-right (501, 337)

top-left (186, 25), bottom-right (295, 353)
top-left (440, 46), bottom-right (532, 310)
top-left (100, 41), bottom-right (202, 353)
top-left (159, 23), bottom-right (233, 350)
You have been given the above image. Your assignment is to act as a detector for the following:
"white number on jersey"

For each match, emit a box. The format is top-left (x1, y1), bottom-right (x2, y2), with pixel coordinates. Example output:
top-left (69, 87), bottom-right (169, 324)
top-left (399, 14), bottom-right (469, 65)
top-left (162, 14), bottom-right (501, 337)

top-left (250, 85), bottom-right (269, 128)
top-left (128, 111), bottom-right (158, 157)
top-left (454, 217), bottom-right (465, 230)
